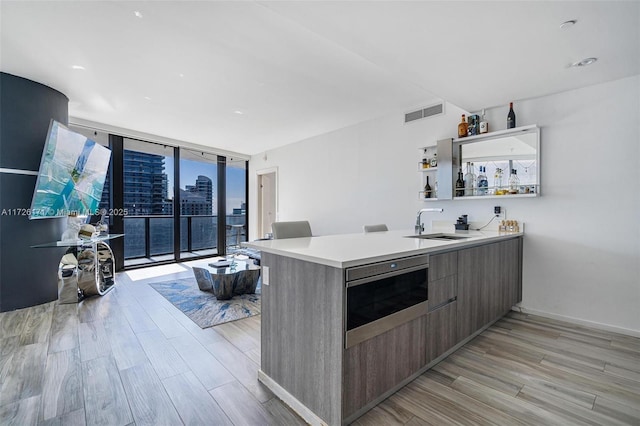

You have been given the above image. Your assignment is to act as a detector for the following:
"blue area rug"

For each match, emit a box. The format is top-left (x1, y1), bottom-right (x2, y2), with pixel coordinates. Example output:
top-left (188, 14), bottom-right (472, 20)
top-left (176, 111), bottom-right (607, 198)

top-left (149, 277), bottom-right (260, 328)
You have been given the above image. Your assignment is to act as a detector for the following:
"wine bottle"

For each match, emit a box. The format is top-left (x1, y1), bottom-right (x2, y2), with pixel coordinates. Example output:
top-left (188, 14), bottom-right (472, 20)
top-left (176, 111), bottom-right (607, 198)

top-left (458, 114), bottom-right (468, 138)
top-left (477, 166), bottom-right (489, 195)
top-left (479, 109), bottom-right (489, 134)
top-left (422, 148), bottom-right (428, 169)
top-left (455, 169), bottom-right (465, 197)
top-left (424, 176), bottom-right (432, 199)
top-left (507, 102), bottom-right (516, 129)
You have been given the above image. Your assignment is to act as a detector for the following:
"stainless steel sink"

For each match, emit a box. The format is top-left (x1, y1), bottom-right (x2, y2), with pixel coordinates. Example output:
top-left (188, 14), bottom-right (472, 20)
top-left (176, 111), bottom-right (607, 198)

top-left (405, 233), bottom-right (471, 240)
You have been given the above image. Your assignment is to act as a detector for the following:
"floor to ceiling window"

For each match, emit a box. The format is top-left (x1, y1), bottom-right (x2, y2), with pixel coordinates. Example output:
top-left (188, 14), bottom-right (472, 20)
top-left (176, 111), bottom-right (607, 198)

top-left (122, 139), bottom-right (174, 267)
top-left (226, 158), bottom-right (248, 252)
top-left (179, 149), bottom-right (219, 259)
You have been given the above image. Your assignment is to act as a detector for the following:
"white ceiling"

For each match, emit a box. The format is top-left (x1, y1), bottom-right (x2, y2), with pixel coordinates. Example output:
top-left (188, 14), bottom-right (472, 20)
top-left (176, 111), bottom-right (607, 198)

top-left (1, 1), bottom-right (638, 156)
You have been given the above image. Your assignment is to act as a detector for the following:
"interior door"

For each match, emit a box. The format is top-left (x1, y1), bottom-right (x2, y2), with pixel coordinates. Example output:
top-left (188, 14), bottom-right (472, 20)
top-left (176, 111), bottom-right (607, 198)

top-left (258, 170), bottom-right (276, 238)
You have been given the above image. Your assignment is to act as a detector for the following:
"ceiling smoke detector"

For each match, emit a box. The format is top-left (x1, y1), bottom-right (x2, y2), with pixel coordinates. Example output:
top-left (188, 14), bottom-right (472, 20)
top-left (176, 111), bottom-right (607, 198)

top-left (571, 57), bottom-right (598, 67)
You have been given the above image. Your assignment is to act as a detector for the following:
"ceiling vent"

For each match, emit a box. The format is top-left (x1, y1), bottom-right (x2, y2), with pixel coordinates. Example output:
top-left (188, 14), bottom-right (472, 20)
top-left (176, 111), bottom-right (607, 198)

top-left (404, 103), bottom-right (444, 124)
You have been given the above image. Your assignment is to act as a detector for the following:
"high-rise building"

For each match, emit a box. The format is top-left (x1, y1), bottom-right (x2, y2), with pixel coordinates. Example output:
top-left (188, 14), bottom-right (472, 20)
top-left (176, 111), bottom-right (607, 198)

top-left (181, 175), bottom-right (213, 215)
top-left (122, 150), bottom-right (169, 215)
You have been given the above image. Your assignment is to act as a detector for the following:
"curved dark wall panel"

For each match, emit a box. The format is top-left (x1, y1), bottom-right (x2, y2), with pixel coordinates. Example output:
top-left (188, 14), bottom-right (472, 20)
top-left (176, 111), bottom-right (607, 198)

top-left (0, 72), bottom-right (69, 312)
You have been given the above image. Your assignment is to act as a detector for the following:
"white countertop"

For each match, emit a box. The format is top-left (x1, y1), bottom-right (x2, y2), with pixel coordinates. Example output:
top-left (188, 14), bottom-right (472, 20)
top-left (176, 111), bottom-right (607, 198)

top-left (243, 229), bottom-right (523, 268)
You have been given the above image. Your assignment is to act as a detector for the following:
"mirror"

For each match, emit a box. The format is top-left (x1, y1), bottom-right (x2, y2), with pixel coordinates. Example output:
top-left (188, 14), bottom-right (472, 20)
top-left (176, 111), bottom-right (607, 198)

top-left (454, 126), bottom-right (540, 197)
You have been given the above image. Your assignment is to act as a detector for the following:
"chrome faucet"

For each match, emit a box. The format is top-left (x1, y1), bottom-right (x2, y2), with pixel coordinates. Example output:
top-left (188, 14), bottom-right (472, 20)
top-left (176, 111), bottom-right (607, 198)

top-left (415, 208), bottom-right (444, 235)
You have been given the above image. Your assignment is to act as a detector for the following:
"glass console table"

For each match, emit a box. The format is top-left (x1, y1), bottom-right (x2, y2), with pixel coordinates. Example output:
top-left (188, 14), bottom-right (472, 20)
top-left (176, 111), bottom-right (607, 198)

top-left (32, 234), bottom-right (124, 303)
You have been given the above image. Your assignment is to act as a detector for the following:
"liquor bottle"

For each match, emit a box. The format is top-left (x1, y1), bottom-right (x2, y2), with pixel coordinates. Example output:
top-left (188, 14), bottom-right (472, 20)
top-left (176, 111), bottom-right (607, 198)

top-left (464, 162), bottom-right (476, 196)
top-left (507, 102), bottom-right (516, 129)
top-left (477, 166), bottom-right (489, 195)
top-left (434, 180), bottom-right (438, 198)
top-left (458, 114), bottom-right (468, 138)
top-left (430, 152), bottom-right (437, 168)
top-left (494, 168), bottom-right (504, 194)
top-left (455, 169), bottom-right (465, 197)
top-left (508, 169), bottom-right (520, 194)
top-left (479, 109), bottom-right (489, 134)
top-left (424, 176), bottom-right (432, 199)
top-left (422, 148), bottom-right (429, 169)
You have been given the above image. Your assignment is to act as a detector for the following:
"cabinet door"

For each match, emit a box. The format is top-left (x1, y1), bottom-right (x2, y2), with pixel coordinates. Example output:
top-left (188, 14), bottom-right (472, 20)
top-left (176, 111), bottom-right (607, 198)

top-left (426, 301), bottom-right (457, 364)
top-left (429, 251), bottom-right (458, 281)
top-left (343, 315), bottom-right (427, 418)
top-left (428, 275), bottom-right (457, 311)
top-left (499, 237), bottom-right (522, 313)
top-left (457, 238), bottom-right (522, 341)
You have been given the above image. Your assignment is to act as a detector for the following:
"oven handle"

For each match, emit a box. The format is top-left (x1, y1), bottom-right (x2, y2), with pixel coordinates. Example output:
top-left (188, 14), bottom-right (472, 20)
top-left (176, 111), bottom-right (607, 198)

top-left (346, 264), bottom-right (429, 288)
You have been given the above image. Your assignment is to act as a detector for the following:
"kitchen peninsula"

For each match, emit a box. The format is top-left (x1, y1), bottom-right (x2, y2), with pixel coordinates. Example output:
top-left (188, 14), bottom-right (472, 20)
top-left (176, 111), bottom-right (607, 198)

top-left (245, 229), bottom-right (523, 425)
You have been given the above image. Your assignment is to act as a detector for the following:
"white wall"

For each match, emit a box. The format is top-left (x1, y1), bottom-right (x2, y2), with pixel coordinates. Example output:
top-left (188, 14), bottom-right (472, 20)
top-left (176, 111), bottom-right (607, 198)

top-left (249, 75), bottom-right (640, 334)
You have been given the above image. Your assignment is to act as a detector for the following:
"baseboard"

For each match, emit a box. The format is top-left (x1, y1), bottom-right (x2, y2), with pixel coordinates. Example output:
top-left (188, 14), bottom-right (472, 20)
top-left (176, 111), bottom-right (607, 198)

top-left (257, 370), bottom-right (328, 426)
top-left (514, 305), bottom-right (640, 338)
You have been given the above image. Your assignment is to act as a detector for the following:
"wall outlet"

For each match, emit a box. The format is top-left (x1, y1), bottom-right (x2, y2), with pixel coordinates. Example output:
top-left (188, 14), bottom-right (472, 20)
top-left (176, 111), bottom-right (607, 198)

top-left (262, 266), bottom-right (269, 285)
top-left (494, 206), bottom-right (505, 219)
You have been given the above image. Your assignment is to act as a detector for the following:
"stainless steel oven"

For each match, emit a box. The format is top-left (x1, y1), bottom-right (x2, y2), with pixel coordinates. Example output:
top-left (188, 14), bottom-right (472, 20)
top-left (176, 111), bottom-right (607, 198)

top-left (345, 254), bottom-right (429, 348)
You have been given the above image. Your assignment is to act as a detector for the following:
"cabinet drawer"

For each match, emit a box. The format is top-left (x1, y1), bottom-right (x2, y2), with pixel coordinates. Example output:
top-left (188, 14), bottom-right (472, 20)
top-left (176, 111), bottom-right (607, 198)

top-left (429, 251), bottom-right (458, 281)
top-left (428, 275), bottom-right (457, 311)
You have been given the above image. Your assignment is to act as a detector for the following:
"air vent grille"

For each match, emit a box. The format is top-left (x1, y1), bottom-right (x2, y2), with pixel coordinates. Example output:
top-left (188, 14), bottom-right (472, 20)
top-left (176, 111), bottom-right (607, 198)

top-left (404, 103), bottom-right (444, 124)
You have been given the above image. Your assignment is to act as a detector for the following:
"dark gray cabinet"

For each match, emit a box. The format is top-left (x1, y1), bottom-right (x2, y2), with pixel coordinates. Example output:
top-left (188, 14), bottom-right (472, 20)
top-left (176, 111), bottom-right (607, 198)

top-left (457, 237), bottom-right (522, 341)
top-left (343, 315), bottom-right (427, 418)
top-left (426, 301), bottom-right (457, 364)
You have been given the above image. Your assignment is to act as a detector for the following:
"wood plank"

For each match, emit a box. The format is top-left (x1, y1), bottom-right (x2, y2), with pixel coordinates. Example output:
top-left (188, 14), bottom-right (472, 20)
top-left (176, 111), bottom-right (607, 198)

top-left (39, 408), bottom-right (86, 426)
top-left (82, 355), bottom-right (133, 426)
top-left (0, 307), bottom-right (29, 339)
top-left (433, 350), bottom-right (524, 397)
top-left (136, 329), bottom-right (189, 379)
top-left (48, 304), bottom-right (79, 353)
top-left (209, 380), bottom-right (272, 425)
top-left (413, 374), bottom-right (528, 426)
top-left (161, 371), bottom-right (232, 425)
top-left (139, 304), bottom-right (188, 339)
top-left (0, 342), bottom-right (47, 405)
top-left (351, 398), bottom-right (416, 426)
top-left (593, 395), bottom-right (640, 424)
top-left (0, 395), bottom-right (40, 426)
top-left (169, 332), bottom-right (235, 390)
top-left (18, 303), bottom-right (54, 346)
top-left (449, 375), bottom-right (570, 426)
top-left (119, 302), bottom-right (158, 334)
top-left (0, 335), bottom-right (20, 385)
top-left (214, 319), bottom-right (259, 352)
top-left (119, 362), bottom-right (183, 426)
top-left (103, 315), bottom-right (148, 371)
top-left (206, 331), bottom-right (273, 403)
top-left (604, 363), bottom-right (640, 383)
top-left (262, 397), bottom-right (306, 426)
top-left (517, 384), bottom-right (628, 426)
top-left (40, 348), bottom-right (83, 421)
top-left (78, 320), bottom-right (111, 362)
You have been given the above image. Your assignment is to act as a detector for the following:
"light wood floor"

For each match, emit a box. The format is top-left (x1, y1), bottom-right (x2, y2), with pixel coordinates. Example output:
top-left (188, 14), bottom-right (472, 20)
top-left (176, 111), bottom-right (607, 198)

top-left (1, 262), bottom-right (638, 425)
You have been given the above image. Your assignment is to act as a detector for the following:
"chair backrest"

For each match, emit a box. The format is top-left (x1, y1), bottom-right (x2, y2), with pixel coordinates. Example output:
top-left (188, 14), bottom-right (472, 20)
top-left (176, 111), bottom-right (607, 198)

top-left (363, 224), bottom-right (388, 233)
top-left (272, 221), bottom-right (312, 239)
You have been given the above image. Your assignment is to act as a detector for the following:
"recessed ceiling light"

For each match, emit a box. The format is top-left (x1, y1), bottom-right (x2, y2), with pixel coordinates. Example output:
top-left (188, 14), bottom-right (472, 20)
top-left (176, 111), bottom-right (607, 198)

top-left (571, 57), bottom-right (598, 67)
top-left (179, 73), bottom-right (185, 78)
top-left (71, 65), bottom-right (85, 70)
top-left (144, 96), bottom-right (152, 100)
top-left (134, 11), bottom-right (143, 19)
top-left (234, 110), bottom-right (244, 115)
top-left (560, 19), bottom-right (577, 29)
